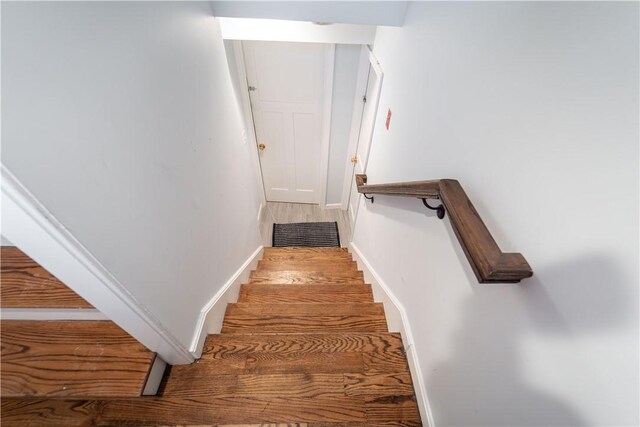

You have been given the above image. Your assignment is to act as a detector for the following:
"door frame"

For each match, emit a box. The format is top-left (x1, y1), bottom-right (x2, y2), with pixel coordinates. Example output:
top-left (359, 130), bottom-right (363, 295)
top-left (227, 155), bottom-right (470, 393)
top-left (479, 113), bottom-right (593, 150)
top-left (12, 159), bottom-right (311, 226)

top-left (231, 41), bottom-right (266, 209)
top-left (340, 46), bottom-right (384, 211)
top-left (234, 40), bottom-right (335, 208)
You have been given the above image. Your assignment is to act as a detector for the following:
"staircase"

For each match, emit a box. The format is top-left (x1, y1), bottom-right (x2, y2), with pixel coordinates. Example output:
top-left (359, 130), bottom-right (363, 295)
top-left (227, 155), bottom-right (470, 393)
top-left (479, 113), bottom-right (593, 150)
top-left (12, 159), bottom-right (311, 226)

top-left (0, 247), bottom-right (157, 399)
top-left (1, 247), bottom-right (422, 425)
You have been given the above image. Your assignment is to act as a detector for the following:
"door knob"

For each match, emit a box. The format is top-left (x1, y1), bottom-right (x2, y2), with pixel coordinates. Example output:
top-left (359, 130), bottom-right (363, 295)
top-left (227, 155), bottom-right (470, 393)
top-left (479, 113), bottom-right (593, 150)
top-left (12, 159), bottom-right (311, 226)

top-left (258, 143), bottom-right (266, 151)
top-left (351, 156), bottom-right (358, 164)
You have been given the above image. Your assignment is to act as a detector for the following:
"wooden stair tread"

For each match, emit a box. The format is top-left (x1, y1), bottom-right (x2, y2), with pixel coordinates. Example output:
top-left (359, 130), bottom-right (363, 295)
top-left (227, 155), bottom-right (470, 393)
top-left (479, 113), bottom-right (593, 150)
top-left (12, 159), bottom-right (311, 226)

top-left (0, 247), bottom-right (92, 309)
top-left (202, 332), bottom-right (405, 358)
top-left (164, 371), bottom-right (414, 397)
top-left (226, 303), bottom-right (384, 316)
top-left (257, 260), bottom-right (358, 271)
top-left (264, 247), bottom-right (349, 254)
top-left (160, 372), bottom-right (415, 398)
top-left (239, 284), bottom-right (374, 303)
top-left (250, 270), bottom-right (364, 285)
top-left (0, 320), bottom-right (155, 398)
top-left (222, 303), bottom-right (387, 333)
top-left (0, 247), bottom-right (421, 425)
top-left (262, 247), bottom-right (353, 262)
top-left (0, 396), bottom-right (419, 425)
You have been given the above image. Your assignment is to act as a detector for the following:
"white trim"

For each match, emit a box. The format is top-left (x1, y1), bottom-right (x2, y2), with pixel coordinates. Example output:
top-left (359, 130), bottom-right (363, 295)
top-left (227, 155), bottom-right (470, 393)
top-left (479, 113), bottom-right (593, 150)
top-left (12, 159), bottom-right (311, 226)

top-left (142, 357), bottom-right (167, 396)
top-left (361, 46), bottom-right (384, 173)
top-left (232, 41), bottom-right (267, 205)
top-left (318, 43), bottom-right (336, 209)
top-left (0, 308), bottom-right (107, 321)
top-left (346, 47), bottom-right (385, 232)
top-left (190, 245), bottom-right (264, 357)
top-left (257, 201), bottom-right (266, 223)
top-left (368, 47), bottom-right (384, 83)
top-left (324, 203), bottom-right (343, 210)
top-left (0, 165), bottom-right (193, 365)
top-left (349, 241), bottom-right (434, 427)
top-left (341, 45), bottom-right (372, 210)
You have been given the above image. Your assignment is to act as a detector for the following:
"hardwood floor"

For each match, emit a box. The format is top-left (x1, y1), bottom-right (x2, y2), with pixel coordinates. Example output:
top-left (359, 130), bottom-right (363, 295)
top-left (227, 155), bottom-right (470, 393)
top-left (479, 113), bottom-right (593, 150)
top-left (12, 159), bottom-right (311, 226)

top-left (0, 247), bottom-right (92, 309)
top-left (0, 320), bottom-right (156, 398)
top-left (0, 247), bottom-right (156, 399)
top-left (260, 202), bottom-right (352, 248)
top-left (1, 247), bottom-right (422, 426)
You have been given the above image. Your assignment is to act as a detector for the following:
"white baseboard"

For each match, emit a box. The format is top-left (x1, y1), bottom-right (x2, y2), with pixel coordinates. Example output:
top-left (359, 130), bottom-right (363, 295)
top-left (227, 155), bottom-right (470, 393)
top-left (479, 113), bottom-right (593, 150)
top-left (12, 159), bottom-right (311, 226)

top-left (0, 308), bottom-right (108, 321)
top-left (324, 203), bottom-right (344, 210)
top-left (189, 245), bottom-right (264, 357)
top-left (349, 242), bottom-right (435, 427)
top-left (142, 356), bottom-right (167, 396)
top-left (1, 165), bottom-right (193, 365)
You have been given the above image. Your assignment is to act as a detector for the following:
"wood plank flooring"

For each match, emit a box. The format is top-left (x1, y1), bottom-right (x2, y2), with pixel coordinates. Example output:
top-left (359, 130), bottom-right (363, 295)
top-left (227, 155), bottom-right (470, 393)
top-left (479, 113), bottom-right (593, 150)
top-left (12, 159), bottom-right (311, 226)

top-left (0, 320), bottom-right (156, 398)
top-left (1, 247), bottom-right (421, 426)
top-left (0, 247), bottom-right (92, 308)
top-left (0, 247), bottom-right (157, 399)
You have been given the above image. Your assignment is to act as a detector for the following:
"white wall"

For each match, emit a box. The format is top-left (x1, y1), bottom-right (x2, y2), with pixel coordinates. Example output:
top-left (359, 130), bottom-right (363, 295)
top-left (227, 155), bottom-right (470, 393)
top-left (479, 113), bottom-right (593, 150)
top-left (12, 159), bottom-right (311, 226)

top-left (1, 2), bottom-right (263, 348)
top-left (211, 1), bottom-right (408, 27)
top-left (353, 2), bottom-right (639, 426)
top-left (327, 44), bottom-right (361, 205)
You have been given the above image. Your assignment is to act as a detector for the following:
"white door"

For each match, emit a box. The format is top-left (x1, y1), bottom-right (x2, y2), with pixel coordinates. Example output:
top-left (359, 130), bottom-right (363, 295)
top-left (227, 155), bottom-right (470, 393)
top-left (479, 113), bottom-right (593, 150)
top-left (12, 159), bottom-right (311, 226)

top-left (348, 53), bottom-right (384, 227)
top-left (243, 41), bottom-right (328, 204)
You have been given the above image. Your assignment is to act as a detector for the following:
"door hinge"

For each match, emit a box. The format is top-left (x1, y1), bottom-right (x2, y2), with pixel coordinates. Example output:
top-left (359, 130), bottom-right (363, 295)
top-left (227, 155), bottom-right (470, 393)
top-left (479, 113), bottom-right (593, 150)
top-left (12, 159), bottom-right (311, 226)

top-left (248, 86), bottom-right (257, 92)
top-left (362, 95), bottom-right (367, 103)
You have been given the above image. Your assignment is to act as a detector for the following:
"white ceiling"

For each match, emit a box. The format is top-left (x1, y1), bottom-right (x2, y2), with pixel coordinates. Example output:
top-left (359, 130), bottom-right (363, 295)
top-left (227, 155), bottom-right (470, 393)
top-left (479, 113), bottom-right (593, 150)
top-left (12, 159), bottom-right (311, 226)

top-left (209, 1), bottom-right (409, 27)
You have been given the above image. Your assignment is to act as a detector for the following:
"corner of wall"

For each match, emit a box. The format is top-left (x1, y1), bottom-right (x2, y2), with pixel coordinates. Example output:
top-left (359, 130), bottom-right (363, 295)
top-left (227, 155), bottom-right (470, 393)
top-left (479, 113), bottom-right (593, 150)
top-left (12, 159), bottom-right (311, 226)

top-left (1, 164), bottom-right (194, 365)
top-left (189, 245), bottom-right (264, 357)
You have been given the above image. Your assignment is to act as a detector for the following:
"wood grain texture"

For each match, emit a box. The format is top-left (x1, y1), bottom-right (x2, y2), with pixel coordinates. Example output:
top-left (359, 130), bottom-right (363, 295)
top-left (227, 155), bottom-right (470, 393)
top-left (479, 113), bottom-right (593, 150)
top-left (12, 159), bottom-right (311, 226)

top-left (1, 248), bottom-right (421, 425)
top-left (166, 352), bottom-right (365, 377)
top-left (355, 174), bottom-right (440, 199)
top-left (257, 260), bottom-right (357, 271)
top-left (239, 284), bottom-right (374, 303)
top-left (222, 303), bottom-right (387, 333)
top-left (356, 173), bottom-right (532, 283)
top-left (344, 373), bottom-right (415, 397)
top-left (0, 247), bottom-right (93, 309)
top-left (250, 270), bottom-right (364, 285)
top-left (262, 252), bottom-right (353, 262)
top-left (160, 373), bottom-right (347, 398)
top-left (201, 333), bottom-right (404, 359)
top-left (0, 320), bottom-right (154, 398)
top-left (262, 247), bottom-right (352, 262)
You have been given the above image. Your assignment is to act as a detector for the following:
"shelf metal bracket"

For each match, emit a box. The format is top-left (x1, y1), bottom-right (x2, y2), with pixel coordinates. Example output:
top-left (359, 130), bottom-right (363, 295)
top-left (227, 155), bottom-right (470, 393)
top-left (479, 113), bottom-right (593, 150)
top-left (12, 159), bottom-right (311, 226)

top-left (363, 194), bottom-right (374, 203)
top-left (421, 198), bottom-right (445, 219)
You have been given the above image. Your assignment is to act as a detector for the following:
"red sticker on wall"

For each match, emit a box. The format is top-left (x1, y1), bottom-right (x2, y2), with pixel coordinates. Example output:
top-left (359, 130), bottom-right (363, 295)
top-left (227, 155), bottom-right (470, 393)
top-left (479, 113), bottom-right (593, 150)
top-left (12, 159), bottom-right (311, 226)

top-left (385, 108), bottom-right (392, 130)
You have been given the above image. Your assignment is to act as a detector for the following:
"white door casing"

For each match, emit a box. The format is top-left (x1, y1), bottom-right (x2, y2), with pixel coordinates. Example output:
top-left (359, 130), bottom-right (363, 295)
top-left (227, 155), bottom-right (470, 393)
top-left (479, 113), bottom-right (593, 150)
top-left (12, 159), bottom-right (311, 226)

top-left (348, 50), bottom-right (384, 230)
top-left (243, 41), bottom-right (332, 204)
